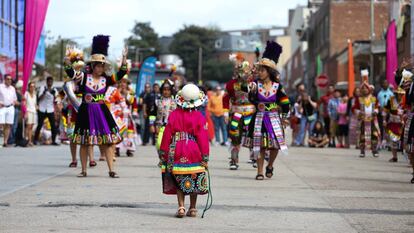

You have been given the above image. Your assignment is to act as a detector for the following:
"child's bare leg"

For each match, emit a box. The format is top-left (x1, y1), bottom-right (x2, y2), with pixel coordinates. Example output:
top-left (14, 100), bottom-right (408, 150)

top-left (189, 194), bottom-right (197, 209)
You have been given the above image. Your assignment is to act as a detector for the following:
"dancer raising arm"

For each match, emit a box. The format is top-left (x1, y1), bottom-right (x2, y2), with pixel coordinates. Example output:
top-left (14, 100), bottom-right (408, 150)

top-left (64, 35), bottom-right (128, 178)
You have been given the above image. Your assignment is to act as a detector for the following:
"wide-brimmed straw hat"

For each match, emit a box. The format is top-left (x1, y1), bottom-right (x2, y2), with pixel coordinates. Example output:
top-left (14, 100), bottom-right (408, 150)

top-left (256, 41), bottom-right (282, 71)
top-left (175, 84), bottom-right (206, 109)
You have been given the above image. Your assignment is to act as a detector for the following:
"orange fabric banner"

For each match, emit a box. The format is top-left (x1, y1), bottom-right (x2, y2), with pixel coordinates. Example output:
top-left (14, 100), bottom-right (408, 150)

top-left (348, 39), bottom-right (355, 97)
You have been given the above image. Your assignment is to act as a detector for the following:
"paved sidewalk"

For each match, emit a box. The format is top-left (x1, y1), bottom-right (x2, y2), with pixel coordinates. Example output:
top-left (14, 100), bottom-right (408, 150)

top-left (1, 144), bottom-right (414, 232)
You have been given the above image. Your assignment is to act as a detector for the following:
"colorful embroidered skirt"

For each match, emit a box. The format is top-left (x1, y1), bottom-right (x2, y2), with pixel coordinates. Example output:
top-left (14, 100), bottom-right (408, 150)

top-left (359, 120), bottom-right (380, 151)
top-left (243, 111), bottom-right (287, 158)
top-left (71, 102), bottom-right (122, 145)
top-left (161, 164), bottom-right (209, 195)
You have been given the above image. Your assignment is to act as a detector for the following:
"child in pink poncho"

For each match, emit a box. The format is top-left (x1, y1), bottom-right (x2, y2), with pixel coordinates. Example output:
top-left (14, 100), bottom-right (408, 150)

top-left (159, 84), bottom-right (209, 218)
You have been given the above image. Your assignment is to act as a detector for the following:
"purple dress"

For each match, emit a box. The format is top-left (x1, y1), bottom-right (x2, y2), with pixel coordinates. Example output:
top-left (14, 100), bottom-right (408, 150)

top-left (65, 67), bottom-right (126, 145)
top-left (244, 81), bottom-right (290, 158)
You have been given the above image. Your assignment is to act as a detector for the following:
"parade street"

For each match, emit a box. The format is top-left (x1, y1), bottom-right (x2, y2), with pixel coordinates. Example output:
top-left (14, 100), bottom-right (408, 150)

top-left (1, 145), bottom-right (414, 233)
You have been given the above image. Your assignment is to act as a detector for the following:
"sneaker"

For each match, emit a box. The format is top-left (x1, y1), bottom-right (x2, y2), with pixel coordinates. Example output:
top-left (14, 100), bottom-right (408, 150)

top-left (225, 141), bottom-right (231, 146)
top-left (51, 142), bottom-right (60, 146)
top-left (229, 161), bottom-right (239, 170)
top-left (372, 152), bottom-right (379, 158)
top-left (214, 142), bottom-right (219, 147)
top-left (359, 153), bottom-right (365, 158)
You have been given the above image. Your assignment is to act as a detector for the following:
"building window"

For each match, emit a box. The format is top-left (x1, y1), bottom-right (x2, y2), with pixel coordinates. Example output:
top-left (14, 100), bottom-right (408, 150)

top-left (324, 16), bottom-right (329, 42)
top-left (237, 39), bottom-right (246, 49)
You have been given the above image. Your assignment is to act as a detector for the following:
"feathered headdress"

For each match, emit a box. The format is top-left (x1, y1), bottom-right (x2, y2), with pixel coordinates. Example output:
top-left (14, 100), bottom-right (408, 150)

top-left (169, 65), bottom-right (177, 77)
top-left (66, 46), bottom-right (85, 70)
top-left (228, 52), bottom-right (244, 64)
top-left (360, 75), bottom-right (370, 90)
top-left (66, 47), bottom-right (84, 63)
top-left (257, 41), bottom-right (283, 70)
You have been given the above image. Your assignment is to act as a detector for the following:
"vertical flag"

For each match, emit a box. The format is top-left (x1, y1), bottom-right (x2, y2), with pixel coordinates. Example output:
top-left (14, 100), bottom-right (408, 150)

top-left (135, 56), bottom-right (157, 97)
top-left (23, 0), bottom-right (50, 93)
top-left (348, 39), bottom-right (355, 97)
top-left (316, 55), bottom-right (322, 99)
top-left (386, 20), bottom-right (398, 88)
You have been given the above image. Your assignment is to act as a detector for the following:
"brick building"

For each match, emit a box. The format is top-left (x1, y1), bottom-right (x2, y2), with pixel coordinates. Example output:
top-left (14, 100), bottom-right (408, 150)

top-left (302, 0), bottom-right (390, 95)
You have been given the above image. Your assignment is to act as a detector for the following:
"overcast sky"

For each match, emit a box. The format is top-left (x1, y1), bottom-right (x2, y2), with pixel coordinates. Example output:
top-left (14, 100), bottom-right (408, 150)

top-left (44, 0), bottom-right (307, 57)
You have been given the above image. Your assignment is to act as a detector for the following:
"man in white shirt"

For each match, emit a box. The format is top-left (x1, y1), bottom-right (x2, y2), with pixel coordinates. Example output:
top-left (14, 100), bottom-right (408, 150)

top-left (34, 76), bottom-right (59, 145)
top-left (0, 74), bottom-right (18, 147)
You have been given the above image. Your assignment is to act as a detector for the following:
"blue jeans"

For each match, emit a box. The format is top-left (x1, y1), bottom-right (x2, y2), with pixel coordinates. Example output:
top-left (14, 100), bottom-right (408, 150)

top-left (212, 115), bottom-right (228, 143)
top-left (295, 114), bottom-right (317, 145)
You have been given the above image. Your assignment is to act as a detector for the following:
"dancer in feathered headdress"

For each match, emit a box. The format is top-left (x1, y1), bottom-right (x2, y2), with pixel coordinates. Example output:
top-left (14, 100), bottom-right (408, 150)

top-left (222, 52), bottom-right (256, 170)
top-left (394, 61), bottom-right (414, 183)
top-left (63, 35), bottom-right (129, 178)
top-left (243, 41), bottom-right (290, 180)
top-left (352, 69), bottom-right (380, 158)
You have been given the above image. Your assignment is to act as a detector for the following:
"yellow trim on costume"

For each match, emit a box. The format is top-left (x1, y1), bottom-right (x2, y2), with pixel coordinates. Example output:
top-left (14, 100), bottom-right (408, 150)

top-left (160, 165), bottom-right (205, 174)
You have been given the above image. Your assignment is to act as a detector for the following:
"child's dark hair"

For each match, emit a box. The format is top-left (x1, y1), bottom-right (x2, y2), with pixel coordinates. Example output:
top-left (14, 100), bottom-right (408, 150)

top-left (313, 121), bottom-right (325, 134)
top-left (160, 80), bottom-right (176, 96)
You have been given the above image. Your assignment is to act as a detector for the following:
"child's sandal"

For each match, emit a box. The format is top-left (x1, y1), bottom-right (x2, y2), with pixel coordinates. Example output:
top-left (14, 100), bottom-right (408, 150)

top-left (176, 207), bottom-right (186, 218)
top-left (77, 171), bottom-right (87, 177)
top-left (186, 208), bottom-right (197, 217)
top-left (109, 171), bottom-right (119, 178)
top-left (255, 174), bottom-right (264, 180)
top-left (265, 166), bottom-right (274, 178)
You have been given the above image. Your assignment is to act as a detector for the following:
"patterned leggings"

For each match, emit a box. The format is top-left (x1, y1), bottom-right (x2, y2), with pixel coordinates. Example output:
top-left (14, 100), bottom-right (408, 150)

top-left (359, 122), bottom-right (379, 152)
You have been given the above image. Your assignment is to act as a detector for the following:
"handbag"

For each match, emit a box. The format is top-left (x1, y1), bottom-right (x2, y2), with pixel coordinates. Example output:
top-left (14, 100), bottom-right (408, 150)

top-left (307, 114), bottom-right (317, 122)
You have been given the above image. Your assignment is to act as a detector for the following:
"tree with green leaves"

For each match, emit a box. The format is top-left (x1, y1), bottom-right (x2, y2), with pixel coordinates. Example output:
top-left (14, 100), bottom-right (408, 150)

top-left (45, 38), bottom-right (77, 80)
top-left (125, 22), bottom-right (160, 61)
top-left (169, 25), bottom-right (233, 83)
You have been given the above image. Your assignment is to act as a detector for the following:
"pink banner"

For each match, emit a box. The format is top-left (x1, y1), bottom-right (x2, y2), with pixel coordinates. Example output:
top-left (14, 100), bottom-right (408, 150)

top-left (23, 0), bottom-right (50, 93)
top-left (386, 20), bottom-right (398, 88)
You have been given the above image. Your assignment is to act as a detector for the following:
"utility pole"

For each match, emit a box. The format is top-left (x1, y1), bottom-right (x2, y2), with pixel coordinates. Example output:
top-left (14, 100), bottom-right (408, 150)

top-left (135, 48), bottom-right (140, 63)
top-left (59, 37), bottom-right (64, 81)
top-left (198, 47), bottom-right (203, 85)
